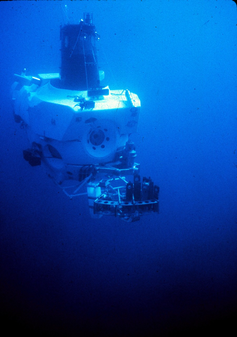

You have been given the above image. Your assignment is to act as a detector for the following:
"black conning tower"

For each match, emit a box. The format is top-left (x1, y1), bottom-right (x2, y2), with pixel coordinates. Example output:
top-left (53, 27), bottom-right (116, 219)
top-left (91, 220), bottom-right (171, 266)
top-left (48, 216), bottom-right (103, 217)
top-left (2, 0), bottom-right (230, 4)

top-left (60, 13), bottom-right (100, 90)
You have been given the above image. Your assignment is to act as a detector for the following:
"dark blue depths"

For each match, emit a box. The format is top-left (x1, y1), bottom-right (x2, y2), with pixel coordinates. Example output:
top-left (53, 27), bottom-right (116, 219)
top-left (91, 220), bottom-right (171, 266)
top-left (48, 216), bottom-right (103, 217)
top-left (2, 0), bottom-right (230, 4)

top-left (0, 1), bottom-right (237, 336)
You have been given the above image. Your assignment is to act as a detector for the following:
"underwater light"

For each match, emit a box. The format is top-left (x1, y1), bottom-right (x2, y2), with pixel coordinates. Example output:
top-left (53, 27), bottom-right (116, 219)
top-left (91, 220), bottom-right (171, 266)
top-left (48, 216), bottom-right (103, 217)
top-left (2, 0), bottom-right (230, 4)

top-left (11, 13), bottom-right (159, 222)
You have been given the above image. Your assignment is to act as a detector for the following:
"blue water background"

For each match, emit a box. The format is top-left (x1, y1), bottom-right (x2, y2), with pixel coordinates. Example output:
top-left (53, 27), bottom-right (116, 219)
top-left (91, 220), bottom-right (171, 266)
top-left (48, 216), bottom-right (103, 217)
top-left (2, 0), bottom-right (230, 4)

top-left (0, 1), bottom-right (237, 336)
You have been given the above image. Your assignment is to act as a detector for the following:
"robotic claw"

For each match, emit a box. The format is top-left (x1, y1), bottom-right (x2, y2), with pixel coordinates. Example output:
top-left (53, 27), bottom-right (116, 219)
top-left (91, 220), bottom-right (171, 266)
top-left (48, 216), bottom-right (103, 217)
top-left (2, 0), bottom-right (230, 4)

top-left (11, 13), bottom-right (159, 222)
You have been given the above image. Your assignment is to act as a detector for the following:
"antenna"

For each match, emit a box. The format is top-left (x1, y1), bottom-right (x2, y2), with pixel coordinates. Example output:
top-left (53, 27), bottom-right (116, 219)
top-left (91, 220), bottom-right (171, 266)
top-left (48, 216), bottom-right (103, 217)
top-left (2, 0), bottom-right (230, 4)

top-left (61, 4), bottom-right (69, 25)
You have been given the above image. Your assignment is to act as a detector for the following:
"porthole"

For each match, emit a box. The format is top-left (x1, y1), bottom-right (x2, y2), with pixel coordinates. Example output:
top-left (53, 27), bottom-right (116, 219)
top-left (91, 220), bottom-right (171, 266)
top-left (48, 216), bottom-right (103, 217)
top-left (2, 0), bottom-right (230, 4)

top-left (90, 129), bottom-right (105, 146)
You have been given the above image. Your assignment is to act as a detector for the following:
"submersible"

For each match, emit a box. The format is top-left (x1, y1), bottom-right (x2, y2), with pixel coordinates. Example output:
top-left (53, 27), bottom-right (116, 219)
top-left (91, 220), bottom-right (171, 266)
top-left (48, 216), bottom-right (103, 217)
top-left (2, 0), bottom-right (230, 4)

top-left (11, 13), bottom-right (159, 222)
